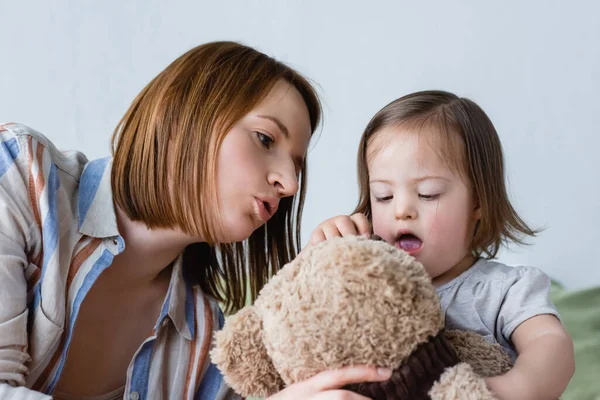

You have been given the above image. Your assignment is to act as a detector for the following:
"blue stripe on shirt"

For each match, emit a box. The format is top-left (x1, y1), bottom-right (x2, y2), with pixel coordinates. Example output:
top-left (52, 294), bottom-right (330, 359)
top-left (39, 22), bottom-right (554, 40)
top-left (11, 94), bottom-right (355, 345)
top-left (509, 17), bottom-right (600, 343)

top-left (155, 291), bottom-right (172, 332)
top-left (195, 361), bottom-right (224, 400)
top-left (78, 157), bottom-right (110, 228)
top-left (0, 137), bottom-right (20, 179)
top-left (46, 248), bottom-right (116, 392)
top-left (129, 339), bottom-right (155, 400)
top-left (31, 163), bottom-right (60, 313)
top-left (185, 281), bottom-right (195, 338)
top-left (195, 306), bottom-right (226, 399)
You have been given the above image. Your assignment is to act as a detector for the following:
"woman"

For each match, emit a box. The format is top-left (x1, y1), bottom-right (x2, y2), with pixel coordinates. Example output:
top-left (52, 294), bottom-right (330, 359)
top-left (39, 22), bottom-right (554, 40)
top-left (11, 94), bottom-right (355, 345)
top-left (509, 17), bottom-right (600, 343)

top-left (0, 41), bottom-right (390, 399)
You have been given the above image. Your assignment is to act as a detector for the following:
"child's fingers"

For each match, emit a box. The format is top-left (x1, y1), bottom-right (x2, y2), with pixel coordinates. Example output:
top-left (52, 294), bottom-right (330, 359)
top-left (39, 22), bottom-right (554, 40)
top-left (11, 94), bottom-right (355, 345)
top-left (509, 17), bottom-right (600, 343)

top-left (307, 214), bottom-right (369, 247)
top-left (349, 213), bottom-right (371, 236)
top-left (335, 216), bottom-right (361, 237)
top-left (308, 229), bottom-right (327, 245)
top-left (321, 223), bottom-right (342, 240)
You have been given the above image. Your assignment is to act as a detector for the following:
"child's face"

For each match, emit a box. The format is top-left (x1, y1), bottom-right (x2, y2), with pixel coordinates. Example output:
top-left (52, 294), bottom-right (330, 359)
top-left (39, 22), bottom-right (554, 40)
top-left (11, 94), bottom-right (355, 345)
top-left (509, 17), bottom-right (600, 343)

top-left (368, 127), bottom-right (480, 285)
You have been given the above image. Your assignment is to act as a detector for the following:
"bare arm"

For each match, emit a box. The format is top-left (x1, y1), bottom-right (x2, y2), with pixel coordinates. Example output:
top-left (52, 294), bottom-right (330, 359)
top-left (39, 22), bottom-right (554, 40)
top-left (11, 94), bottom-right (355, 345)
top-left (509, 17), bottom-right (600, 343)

top-left (486, 314), bottom-right (575, 399)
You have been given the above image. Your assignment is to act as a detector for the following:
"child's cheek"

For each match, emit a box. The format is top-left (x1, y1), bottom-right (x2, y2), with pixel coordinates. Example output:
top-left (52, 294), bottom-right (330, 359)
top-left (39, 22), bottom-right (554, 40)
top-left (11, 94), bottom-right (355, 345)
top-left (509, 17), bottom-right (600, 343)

top-left (428, 206), bottom-right (471, 250)
top-left (426, 210), bottom-right (456, 243)
top-left (371, 212), bottom-right (393, 243)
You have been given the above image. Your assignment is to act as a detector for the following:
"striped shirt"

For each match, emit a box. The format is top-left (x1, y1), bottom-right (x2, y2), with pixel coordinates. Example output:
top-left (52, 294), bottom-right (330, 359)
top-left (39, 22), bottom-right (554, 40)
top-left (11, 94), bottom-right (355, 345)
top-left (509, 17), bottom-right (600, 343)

top-left (0, 123), bottom-right (240, 400)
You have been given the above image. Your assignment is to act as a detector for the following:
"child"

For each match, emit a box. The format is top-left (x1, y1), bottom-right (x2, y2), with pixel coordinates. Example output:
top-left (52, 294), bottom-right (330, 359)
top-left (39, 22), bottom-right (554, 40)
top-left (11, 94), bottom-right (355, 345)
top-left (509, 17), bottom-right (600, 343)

top-left (308, 90), bottom-right (575, 399)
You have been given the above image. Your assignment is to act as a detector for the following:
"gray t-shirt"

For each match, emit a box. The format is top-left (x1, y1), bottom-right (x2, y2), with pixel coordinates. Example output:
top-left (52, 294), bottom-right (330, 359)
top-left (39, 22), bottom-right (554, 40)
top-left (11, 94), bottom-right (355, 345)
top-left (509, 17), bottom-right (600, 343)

top-left (436, 258), bottom-right (560, 361)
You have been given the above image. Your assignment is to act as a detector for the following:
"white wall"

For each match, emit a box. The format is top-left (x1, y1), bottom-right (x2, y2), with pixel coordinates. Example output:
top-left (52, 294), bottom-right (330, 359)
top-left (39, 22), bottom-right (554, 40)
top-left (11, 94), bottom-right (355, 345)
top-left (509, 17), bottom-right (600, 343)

top-left (1, 1), bottom-right (598, 289)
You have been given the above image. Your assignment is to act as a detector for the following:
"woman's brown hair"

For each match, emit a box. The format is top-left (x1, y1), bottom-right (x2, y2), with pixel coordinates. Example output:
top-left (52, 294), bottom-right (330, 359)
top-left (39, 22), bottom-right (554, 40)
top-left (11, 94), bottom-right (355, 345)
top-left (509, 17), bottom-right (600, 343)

top-left (111, 41), bottom-right (321, 312)
top-left (354, 90), bottom-right (536, 258)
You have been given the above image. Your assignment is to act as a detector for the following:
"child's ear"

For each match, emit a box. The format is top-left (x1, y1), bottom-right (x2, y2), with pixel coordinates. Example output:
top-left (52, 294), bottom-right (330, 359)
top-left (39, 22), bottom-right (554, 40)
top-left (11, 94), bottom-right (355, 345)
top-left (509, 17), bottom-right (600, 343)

top-left (211, 306), bottom-right (285, 398)
top-left (473, 196), bottom-right (482, 220)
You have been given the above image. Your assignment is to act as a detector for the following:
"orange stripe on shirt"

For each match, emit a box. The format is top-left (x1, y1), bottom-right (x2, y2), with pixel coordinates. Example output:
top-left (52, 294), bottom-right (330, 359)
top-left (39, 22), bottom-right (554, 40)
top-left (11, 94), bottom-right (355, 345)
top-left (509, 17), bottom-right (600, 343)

top-left (184, 287), bottom-right (199, 399)
top-left (184, 292), bottom-right (214, 399)
top-left (27, 137), bottom-right (44, 230)
top-left (34, 140), bottom-right (46, 201)
top-left (67, 238), bottom-right (102, 288)
top-left (26, 268), bottom-right (42, 292)
top-left (33, 238), bottom-right (103, 391)
top-left (32, 326), bottom-right (65, 390)
top-left (27, 137), bottom-right (45, 265)
top-left (196, 295), bottom-right (214, 381)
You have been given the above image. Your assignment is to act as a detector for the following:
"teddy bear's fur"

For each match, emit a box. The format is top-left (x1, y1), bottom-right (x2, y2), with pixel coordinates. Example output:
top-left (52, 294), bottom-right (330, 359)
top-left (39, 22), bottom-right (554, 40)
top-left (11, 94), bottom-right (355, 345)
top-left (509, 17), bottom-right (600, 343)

top-left (211, 236), bottom-right (512, 399)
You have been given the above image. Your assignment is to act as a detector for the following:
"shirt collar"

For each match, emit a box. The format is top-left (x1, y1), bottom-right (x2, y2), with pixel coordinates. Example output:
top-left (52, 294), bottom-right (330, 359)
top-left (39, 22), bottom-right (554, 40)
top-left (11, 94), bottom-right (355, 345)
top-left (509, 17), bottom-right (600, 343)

top-left (156, 255), bottom-right (197, 340)
top-left (78, 157), bottom-right (120, 238)
top-left (79, 157), bottom-right (198, 340)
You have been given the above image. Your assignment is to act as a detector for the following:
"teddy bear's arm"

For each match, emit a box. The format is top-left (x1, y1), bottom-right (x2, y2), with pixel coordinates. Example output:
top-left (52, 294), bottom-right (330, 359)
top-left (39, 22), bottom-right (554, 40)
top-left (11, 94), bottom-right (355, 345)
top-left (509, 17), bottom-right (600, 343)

top-left (445, 330), bottom-right (512, 378)
top-left (429, 363), bottom-right (499, 400)
top-left (211, 306), bottom-right (285, 398)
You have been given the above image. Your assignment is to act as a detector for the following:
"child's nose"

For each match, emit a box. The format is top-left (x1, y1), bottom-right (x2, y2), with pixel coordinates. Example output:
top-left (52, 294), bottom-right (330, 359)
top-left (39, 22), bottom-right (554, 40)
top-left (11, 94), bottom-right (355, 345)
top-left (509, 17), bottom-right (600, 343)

top-left (394, 200), bottom-right (418, 220)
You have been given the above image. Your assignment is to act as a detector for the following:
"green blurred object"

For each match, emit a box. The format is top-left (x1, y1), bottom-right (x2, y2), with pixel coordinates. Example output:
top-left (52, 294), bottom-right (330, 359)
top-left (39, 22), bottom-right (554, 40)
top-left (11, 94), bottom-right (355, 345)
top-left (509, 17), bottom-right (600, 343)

top-left (550, 280), bottom-right (600, 400)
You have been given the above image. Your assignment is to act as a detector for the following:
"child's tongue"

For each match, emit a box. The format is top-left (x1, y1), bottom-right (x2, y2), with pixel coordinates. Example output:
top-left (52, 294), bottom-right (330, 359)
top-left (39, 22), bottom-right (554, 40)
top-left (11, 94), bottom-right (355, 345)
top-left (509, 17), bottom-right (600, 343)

top-left (397, 234), bottom-right (422, 252)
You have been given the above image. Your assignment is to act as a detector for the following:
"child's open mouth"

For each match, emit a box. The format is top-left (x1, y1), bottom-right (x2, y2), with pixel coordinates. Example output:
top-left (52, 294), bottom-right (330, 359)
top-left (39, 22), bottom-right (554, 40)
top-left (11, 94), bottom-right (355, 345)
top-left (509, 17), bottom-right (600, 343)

top-left (395, 232), bottom-right (423, 254)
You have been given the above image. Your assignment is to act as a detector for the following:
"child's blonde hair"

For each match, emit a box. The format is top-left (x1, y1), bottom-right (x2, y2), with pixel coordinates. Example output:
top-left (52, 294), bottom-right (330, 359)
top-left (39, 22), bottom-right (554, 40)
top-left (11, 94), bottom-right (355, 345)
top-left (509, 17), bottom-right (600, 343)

top-left (354, 90), bottom-right (536, 258)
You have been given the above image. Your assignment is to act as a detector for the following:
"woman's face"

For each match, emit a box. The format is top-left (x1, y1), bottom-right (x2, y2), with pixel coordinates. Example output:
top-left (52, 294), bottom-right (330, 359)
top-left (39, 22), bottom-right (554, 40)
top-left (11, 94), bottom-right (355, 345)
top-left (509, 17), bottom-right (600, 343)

top-left (214, 79), bottom-right (312, 243)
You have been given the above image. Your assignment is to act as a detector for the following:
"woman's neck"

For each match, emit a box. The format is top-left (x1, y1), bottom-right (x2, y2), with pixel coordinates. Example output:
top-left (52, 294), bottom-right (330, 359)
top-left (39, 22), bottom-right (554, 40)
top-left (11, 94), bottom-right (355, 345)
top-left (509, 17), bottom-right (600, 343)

top-left (102, 206), bottom-right (204, 288)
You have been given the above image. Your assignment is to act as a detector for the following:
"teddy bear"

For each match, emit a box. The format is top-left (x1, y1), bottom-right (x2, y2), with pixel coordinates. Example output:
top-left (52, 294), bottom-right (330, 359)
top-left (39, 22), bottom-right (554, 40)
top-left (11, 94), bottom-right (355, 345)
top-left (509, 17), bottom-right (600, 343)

top-left (211, 235), bottom-right (512, 399)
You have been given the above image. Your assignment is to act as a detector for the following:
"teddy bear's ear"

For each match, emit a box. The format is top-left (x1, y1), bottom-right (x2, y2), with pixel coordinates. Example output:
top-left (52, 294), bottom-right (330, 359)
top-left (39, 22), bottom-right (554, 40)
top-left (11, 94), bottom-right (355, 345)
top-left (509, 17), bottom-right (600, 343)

top-left (211, 306), bottom-right (285, 398)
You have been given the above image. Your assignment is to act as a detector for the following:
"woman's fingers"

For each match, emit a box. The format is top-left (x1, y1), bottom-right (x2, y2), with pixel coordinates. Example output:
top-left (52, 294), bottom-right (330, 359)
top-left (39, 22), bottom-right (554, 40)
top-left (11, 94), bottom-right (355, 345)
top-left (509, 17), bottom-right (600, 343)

top-left (267, 365), bottom-right (392, 400)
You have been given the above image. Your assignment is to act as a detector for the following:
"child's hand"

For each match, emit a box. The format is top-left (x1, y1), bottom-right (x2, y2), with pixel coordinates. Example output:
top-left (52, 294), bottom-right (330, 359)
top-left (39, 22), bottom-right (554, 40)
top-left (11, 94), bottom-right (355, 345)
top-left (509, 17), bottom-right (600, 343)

top-left (307, 213), bottom-right (371, 246)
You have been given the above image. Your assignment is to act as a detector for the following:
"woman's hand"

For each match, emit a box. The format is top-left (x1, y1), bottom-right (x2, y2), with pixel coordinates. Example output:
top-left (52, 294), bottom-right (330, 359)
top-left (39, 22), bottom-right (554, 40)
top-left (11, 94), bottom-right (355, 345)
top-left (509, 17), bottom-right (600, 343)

top-left (267, 365), bottom-right (391, 399)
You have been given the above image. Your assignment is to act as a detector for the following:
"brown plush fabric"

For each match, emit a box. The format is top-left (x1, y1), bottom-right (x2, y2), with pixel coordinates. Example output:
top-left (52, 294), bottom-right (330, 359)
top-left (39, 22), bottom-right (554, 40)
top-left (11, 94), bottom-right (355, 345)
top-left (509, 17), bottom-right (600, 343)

top-left (254, 236), bottom-right (443, 385)
top-left (210, 307), bottom-right (285, 398)
top-left (212, 236), bottom-right (511, 399)
top-left (346, 330), bottom-right (459, 400)
top-left (429, 363), bottom-right (498, 400)
top-left (446, 330), bottom-right (512, 377)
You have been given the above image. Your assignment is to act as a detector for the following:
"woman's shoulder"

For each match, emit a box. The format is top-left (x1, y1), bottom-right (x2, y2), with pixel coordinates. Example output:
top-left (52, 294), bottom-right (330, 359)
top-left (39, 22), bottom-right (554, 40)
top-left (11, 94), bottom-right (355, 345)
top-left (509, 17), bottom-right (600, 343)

top-left (1, 122), bottom-right (89, 179)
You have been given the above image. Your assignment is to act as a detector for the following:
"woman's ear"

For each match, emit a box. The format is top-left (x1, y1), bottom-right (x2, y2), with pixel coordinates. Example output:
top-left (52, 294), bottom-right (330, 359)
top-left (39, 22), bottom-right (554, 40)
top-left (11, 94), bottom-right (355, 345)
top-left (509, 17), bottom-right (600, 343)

top-left (211, 306), bottom-right (285, 398)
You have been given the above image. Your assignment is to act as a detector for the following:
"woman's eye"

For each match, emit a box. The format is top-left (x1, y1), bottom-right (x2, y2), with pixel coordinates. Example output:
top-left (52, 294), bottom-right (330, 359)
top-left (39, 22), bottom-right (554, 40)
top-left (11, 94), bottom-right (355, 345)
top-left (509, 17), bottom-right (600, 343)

top-left (375, 196), bottom-right (393, 203)
top-left (419, 194), bottom-right (440, 201)
top-left (257, 132), bottom-right (274, 149)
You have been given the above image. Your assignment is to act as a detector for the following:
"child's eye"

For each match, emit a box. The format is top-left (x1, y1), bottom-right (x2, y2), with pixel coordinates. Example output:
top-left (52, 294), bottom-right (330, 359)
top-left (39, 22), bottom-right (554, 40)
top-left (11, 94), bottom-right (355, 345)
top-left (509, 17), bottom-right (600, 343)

top-left (256, 132), bottom-right (274, 149)
top-left (419, 194), bottom-right (440, 201)
top-left (375, 196), bottom-right (393, 203)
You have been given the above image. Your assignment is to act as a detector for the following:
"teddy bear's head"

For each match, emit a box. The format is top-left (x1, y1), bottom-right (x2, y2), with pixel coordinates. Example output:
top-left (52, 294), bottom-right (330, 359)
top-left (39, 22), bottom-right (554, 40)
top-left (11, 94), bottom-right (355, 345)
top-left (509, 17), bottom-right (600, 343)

top-left (211, 236), bottom-right (512, 399)
top-left (211, 236), bottom-right (447, 397)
